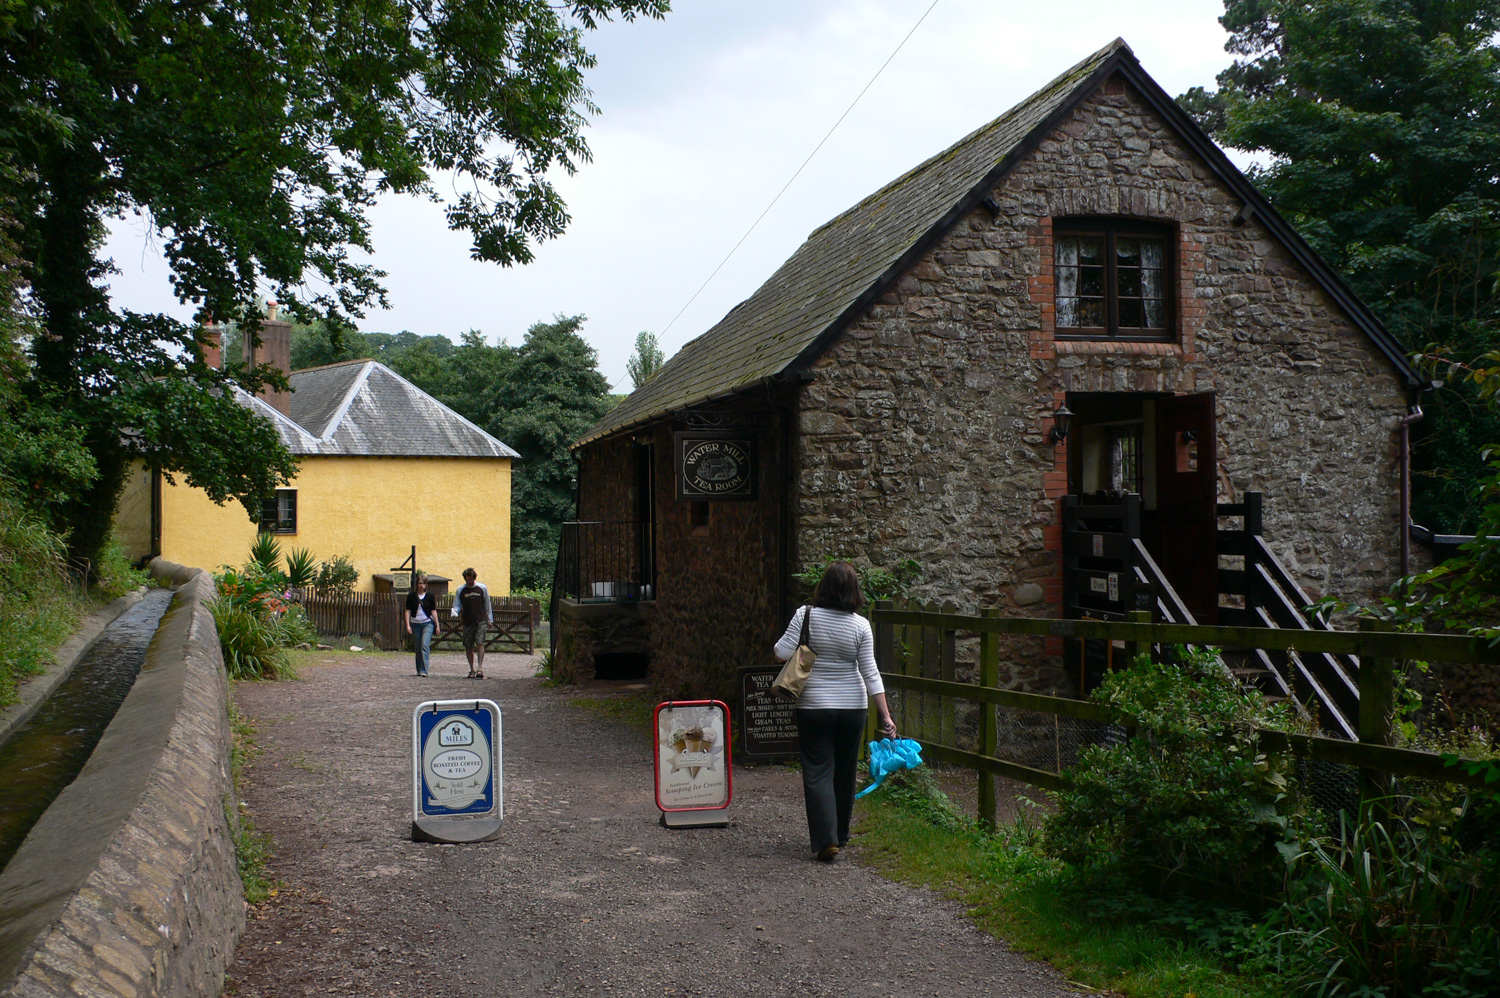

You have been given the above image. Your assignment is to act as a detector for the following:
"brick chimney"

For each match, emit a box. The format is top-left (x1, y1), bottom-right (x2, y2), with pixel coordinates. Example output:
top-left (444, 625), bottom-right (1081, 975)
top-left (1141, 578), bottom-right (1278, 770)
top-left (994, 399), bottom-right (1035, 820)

top-left (244, 301), bottom-right (292, 416)
top-left (198, 320), bottom-right (223, 369)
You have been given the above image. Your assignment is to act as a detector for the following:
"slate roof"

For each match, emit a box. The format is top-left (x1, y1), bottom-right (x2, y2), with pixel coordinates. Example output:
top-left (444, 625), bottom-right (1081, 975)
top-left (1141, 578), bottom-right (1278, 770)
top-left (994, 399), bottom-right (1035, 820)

top-left (578, 38), bottom-right (1421, 448)
top-left (235, 359), bottom-right (519, 459)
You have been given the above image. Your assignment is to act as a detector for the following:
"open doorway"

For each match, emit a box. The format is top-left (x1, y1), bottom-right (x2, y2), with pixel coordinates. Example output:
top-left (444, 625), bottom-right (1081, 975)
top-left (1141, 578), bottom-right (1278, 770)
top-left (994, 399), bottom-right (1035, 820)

top-left (1066, 391), bottom-right (1218, 623)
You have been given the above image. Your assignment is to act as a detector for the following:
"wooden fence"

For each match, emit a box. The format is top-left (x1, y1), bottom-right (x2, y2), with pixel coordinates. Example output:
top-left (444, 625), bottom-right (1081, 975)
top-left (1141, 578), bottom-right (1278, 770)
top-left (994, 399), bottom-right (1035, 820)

top-left (871, 600), bottom-right (1500, 828)
top-left (297, 591), bottom-right (539, 654)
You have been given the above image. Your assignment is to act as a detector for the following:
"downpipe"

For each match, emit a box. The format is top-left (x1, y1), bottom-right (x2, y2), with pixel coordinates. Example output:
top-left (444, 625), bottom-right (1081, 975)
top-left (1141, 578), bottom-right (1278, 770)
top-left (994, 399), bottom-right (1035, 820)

top-left (1397, 401), bottom-right (1424, 580)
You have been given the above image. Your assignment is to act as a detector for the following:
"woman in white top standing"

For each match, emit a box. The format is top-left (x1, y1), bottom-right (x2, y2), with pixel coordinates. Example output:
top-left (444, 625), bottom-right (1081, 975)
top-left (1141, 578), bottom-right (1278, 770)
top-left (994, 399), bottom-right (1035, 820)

top-left (774, 561), bottom-right (898, 861)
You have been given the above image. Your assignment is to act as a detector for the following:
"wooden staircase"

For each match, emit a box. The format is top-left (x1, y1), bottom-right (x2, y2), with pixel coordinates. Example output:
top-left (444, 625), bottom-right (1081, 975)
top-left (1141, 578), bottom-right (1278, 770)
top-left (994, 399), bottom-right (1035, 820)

top-left (1062, 492), bottom-right (1360, 739)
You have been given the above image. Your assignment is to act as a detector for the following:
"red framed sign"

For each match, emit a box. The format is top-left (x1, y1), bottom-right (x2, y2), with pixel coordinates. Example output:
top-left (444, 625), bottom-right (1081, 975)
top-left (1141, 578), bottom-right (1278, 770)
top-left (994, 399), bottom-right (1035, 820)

top-left (653, 700), bottom-right (733, 812)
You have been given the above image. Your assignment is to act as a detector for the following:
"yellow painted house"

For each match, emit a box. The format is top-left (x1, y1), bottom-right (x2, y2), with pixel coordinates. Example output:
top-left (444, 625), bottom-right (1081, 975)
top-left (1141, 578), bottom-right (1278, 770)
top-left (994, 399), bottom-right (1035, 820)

top-left (115, 357), bottom-right (518, 592)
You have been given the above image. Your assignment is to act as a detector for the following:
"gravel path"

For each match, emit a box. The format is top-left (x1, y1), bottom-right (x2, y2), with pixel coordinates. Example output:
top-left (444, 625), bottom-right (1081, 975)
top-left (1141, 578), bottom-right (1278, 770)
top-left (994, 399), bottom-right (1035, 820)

top-left (225, 650), bottom-right (1077, 997)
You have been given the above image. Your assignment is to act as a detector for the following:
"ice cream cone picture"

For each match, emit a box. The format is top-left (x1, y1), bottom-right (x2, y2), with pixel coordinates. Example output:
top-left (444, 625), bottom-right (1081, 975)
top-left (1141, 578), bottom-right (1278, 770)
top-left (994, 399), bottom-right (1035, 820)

top-left (683, 726), bottom-right (705, 777)
top-left (654, 700), bottom-right (732, 815)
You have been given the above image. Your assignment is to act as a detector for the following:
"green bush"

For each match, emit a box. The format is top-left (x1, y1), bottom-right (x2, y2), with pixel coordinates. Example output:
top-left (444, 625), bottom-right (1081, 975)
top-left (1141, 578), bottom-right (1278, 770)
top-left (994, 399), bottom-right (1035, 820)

top-left (210, 595), bottom-right (292, 680)
top-left (283, 547), bottom-right (317, 589)
top-left (312, 554), bottom-right (358, 599)
top-left (211, 562), bottom-right (310, 680)
top-left (92, 532), bottom-right (149, 600)
top-left (248, 533), bottom-right (282, 574)
top-left (1276, 817), bottom-right (1500, 997)
top-left (794, 556), bottom-right (921, 612)
top-left (1043, 647), bottom-right (1307, 893)
top-left (509, 584), bottom-right (551, 619)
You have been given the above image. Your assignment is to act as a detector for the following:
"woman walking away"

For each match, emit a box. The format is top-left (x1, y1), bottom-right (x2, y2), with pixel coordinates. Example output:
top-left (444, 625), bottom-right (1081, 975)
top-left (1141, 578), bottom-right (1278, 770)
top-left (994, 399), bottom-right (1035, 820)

top-left (404, 574), bottom-right (441, 676)
top-left (774, 561), bottom-right (897, 861)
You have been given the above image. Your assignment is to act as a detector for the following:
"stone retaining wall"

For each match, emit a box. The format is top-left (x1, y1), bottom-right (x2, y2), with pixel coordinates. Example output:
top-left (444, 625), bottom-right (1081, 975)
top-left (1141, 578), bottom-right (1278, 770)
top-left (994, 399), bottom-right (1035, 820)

top-left (0, 561), bottom-right (244, 997)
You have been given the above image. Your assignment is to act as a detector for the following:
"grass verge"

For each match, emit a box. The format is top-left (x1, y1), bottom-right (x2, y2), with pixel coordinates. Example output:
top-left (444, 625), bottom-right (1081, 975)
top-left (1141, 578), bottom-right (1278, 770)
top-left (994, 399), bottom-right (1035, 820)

top-left (0, 527), bottom-right (147, 707)
top-left (854, 772), bottom-right (1283, 998)
top-left (227, 692), bottom-right (278, 905)
top-left (566, 692), bottom-right (656, 739)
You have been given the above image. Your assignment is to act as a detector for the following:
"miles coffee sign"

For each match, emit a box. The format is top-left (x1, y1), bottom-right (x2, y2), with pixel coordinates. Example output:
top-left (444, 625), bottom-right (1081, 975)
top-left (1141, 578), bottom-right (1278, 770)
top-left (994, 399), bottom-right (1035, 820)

top-left (675, 432), bottom-right (756, 501)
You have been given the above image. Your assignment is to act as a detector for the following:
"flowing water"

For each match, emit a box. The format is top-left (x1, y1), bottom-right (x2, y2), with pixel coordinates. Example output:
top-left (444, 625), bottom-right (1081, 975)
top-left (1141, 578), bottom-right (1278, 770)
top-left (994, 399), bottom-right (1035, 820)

top-left (0, 588), bottom-right (174, 874)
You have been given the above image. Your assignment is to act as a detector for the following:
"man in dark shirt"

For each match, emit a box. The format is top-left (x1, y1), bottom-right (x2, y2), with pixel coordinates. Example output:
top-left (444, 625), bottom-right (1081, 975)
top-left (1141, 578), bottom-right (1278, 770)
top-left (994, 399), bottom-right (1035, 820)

top-left (451, 567), bottom-right (493, 678)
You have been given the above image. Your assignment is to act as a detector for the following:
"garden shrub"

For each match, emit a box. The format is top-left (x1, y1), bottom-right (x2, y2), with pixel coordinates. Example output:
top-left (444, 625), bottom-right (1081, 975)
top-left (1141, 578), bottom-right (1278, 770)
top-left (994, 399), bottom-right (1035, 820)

top-left (212, 560), bottom-right (309, 680)
top-left (1276, 815), bottom-right (1500, 997)
top-left (794, 556), bottom-right (921, 612)
top-left (312, 554), bottom-right (358, 599)
top-left (1043, 647), bottom-right (1308, 893)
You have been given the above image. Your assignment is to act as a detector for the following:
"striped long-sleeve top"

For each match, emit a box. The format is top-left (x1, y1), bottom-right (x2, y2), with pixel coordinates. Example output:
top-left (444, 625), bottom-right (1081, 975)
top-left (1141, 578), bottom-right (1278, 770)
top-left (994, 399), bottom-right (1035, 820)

top-left (774, 605), bottom-right (884, 710)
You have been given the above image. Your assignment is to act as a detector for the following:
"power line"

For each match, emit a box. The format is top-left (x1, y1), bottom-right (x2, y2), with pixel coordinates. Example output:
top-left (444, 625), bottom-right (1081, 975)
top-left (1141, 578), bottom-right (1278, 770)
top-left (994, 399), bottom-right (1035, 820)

top-left (658, 0), bottom-right (943, 338)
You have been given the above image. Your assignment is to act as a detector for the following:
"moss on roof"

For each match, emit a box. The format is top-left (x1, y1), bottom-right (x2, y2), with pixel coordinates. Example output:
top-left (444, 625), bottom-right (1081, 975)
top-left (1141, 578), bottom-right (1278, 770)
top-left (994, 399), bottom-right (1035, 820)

top-left (579, 40), bottom-right (1129, 447)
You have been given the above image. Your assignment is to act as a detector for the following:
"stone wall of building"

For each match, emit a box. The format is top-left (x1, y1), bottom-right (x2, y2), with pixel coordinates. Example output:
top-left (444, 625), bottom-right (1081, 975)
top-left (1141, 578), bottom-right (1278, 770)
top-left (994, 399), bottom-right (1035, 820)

top-left (794, 76), bottom-right (1410, 692)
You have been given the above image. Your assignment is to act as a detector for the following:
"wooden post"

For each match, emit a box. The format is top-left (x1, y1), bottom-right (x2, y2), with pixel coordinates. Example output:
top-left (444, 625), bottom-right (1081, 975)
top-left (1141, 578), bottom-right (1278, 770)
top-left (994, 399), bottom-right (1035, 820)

top-left (1243, 492), bottom-right (1262, 619)
top-left (922, 604), bottom-right (943, 743)
top-left (900, 599), bottom-right (921, 737)
top-left (869, 600), bottom-right (894, 757)
top-left (978, 608), bottom-right (1000, 830)
top-left (1125, 609), bottom-right (1151, 667)
top-left (1357, 617), bottom-right (1396, 821)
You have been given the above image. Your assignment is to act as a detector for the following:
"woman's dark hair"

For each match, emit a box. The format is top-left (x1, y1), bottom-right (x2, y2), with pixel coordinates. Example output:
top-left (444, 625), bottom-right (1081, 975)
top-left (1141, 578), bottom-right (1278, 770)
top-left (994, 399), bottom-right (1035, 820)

top-left (813, 561), bottom-right (862, 612)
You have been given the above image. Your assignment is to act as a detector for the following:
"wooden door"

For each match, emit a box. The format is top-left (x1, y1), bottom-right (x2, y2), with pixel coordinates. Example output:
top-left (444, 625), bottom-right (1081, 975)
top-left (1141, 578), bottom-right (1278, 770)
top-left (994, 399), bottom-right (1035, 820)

top-left (1152, 393), bottom-right (1218, 623)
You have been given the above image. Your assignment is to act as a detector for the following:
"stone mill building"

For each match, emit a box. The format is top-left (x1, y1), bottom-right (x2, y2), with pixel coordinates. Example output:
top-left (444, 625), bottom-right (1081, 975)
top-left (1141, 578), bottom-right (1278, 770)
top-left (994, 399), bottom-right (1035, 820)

top-left (552, 38), bottom-right (1424, 708)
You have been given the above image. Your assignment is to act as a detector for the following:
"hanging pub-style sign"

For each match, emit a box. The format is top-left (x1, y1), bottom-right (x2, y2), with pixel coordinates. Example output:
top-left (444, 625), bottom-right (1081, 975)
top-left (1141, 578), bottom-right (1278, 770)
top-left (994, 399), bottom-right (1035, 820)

top-left (675, 432), bottom-right (757, 501)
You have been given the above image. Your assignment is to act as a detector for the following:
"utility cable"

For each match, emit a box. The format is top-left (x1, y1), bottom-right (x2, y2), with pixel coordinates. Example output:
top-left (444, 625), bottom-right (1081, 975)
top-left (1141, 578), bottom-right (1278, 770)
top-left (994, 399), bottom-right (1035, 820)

top-left (659, 0), bottom-right (943, 338)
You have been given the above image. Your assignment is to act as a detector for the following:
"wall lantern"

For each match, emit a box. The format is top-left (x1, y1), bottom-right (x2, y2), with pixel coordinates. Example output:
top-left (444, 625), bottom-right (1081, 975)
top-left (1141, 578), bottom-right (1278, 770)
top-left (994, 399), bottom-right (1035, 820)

top-left (1050, 403), bottom-right (1073, 444)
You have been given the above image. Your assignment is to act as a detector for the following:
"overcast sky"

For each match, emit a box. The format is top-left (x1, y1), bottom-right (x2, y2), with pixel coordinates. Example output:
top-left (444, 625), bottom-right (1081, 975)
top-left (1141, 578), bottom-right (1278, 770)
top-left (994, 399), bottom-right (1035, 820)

top-left (103, 0), bottom-right (1244, 392)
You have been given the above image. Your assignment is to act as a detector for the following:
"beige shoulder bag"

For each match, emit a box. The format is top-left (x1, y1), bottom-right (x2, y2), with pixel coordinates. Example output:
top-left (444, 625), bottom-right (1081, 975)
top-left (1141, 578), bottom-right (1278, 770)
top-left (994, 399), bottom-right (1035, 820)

top-left (773, 606), bottom-right (816, 699)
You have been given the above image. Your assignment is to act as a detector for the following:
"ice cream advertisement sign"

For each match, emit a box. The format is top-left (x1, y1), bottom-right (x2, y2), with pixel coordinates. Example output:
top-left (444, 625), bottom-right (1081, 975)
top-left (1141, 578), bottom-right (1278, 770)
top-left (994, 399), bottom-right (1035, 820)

top-left (654, 700), bottom-right (733, 813)
top-left (411, 699), bottom-right (504, 843)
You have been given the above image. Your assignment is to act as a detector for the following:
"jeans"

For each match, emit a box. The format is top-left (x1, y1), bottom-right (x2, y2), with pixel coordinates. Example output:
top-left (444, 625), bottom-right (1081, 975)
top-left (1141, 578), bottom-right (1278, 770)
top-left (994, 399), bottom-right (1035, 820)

top-left (795, 708), bottom-right (867, 853)
top-left (411, 620), bottom-right (435, 675)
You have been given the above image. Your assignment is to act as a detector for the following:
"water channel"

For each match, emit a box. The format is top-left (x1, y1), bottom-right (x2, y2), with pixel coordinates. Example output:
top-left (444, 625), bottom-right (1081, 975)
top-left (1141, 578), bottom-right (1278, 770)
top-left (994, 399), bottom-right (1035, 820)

top-left (0, 588), bottom-right (174, 873)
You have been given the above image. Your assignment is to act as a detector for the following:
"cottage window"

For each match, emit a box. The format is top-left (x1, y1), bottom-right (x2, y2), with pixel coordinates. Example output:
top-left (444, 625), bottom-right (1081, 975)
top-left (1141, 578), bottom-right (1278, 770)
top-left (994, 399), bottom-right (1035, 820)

top-left (259, 489), bottom-right (297, 534)
top-left (1055, 219), bottom-right (1172, 340)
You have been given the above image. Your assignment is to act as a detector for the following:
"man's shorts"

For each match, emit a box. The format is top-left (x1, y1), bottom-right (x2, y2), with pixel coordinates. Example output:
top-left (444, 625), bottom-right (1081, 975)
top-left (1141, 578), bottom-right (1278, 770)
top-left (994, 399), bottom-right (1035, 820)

top-left (462, 622), bottom-right (485, 652)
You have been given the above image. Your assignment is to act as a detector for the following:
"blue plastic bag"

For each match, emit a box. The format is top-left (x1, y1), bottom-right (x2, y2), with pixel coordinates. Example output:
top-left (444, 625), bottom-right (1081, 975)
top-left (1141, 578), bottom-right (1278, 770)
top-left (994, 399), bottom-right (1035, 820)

top-left (856, 737), bottom-right (924, 798)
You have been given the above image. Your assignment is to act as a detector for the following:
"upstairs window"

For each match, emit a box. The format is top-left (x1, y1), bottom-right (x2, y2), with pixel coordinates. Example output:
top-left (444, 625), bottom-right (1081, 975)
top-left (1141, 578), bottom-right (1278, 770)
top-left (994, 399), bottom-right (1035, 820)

top-left (259, 489), bottom-right (297, 534)
top-left (1055, 219), bottom-right (1172, 340)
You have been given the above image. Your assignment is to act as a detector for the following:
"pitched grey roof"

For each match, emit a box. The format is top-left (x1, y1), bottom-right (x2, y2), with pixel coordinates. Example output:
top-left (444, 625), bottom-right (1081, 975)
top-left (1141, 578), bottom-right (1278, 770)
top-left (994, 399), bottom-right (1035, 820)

top-left (237, 360), bottom-right (519, 459)
top-left (288, 361), bottom-right (367, 437)
top-left (578, 38), bottom-right (1420, 448)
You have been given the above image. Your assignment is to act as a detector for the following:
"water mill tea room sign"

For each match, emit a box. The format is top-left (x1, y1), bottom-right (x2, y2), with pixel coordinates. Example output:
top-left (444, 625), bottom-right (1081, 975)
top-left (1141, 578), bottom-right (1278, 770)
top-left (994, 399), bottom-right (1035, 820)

top-left (675, 432), bottom-right (756, 501)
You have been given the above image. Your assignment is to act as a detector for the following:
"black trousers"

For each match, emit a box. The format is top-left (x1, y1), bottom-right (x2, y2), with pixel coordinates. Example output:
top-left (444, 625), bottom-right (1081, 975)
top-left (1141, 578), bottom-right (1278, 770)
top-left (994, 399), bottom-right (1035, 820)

top-left (795, 708), bottom-right (867, 853)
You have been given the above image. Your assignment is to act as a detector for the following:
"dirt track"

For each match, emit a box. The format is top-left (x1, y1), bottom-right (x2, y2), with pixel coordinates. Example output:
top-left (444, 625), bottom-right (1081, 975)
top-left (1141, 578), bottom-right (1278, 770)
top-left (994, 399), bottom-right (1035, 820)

top-left (225, 649), bottom-right (1077, 997)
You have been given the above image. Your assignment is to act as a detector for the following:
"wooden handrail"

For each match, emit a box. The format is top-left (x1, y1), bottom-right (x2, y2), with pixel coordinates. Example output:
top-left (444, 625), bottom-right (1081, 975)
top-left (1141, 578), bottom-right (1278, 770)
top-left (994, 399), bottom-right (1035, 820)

top-left (881, 673), bottom-right (1112, 721)
top-left (1252, 535), bottom-right (1327, 625)
top-left (877, 668), bottom-right (1495, 792)
top-left (1130, 538), bottom-right (1197, 625)
top-left (872, 608), bottom-right (1500, 664)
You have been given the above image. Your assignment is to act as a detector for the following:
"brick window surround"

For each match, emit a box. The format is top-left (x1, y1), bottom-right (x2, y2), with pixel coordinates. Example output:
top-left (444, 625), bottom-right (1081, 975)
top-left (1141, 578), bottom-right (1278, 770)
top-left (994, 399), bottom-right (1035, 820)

top-left (1054, 217), bottom-right (1174, 341)
top-left (1027, 213), bottom-right (1202, 632)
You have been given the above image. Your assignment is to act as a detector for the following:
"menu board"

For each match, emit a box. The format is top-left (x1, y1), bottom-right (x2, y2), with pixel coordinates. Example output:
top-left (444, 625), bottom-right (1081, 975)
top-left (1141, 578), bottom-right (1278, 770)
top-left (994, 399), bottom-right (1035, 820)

top-left (738, 667), bottom-right (799, 759)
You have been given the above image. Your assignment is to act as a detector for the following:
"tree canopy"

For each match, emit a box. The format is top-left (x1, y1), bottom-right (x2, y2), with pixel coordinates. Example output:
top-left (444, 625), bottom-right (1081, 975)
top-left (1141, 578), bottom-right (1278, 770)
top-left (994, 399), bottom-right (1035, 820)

top-left (1181, 0), bottom-right (1500, 531)
top-left (626, 330), bottom-right (666, 388)
top-left (0, 0), bottom-right (668, 567)
top-left (488, 315), bottom-right (613, 587)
